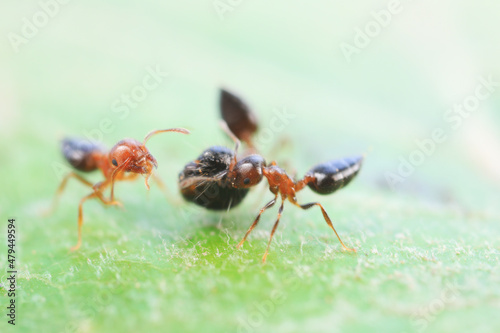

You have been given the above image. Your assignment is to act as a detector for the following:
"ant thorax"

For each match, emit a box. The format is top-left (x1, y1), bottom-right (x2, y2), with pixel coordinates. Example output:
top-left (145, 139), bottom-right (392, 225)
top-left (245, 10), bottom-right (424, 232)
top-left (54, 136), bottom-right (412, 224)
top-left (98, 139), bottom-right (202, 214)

top-left (262, 165), bottom-right (296, 197)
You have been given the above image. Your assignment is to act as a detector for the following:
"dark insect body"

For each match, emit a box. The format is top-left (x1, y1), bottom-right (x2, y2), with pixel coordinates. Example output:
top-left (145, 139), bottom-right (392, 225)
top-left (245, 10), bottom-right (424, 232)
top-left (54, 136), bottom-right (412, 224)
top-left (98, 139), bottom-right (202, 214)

top-left (220, 88), bottom-right (258, 149)
top-left (179, 146), bottom-right (249, 210)
top-left (305, 156), bottom-right (362, 195)
top-left (179, 89), bottom-right (364, 262)
top-left (50, 128), bottom-right (190, 250)
top-left (62, 139), bottom-right (105, 172)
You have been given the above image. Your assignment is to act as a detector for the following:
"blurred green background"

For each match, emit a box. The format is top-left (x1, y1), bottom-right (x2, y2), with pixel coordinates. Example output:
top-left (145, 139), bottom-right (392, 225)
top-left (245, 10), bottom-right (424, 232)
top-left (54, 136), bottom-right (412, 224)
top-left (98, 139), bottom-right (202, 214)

top-left (1, 1), bottom-right (499, 332)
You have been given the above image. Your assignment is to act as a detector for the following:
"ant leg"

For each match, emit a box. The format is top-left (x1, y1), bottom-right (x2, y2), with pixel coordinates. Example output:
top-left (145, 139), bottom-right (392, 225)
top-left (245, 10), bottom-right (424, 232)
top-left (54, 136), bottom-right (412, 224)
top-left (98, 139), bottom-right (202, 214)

top-left (219, 120), bottom-right (240, 168)
top-left (45, 172), bottom-right (93, 216)
top-left (293, 201), bottom-right (356, 252)
top-left (70, 183), bottom-right (123, 251)
top-left (70, 192), bottom-right (97, 251)
top-left (237, 194), bottom-right (278, 249)
top-left (108, 157), bottom-right (131, 203)
top-left (262, 199), bottom-right (285, 263)
top-left (92, 181), bottom-right (123, 208)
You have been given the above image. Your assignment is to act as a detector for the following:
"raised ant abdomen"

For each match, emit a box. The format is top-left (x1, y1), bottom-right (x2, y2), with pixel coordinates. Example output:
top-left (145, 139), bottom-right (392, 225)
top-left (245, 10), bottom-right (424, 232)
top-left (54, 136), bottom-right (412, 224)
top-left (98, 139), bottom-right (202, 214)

top-left (178, 89), bottom-right (260, 210)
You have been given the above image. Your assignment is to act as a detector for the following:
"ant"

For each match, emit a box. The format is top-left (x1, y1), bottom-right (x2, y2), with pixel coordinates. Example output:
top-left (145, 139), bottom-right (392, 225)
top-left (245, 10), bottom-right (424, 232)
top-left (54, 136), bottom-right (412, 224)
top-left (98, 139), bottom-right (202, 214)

top-left (178, 89), bottom-right (258, 210)
top-left (50, 128), bottom-right (189, 251)
top-left (179, 89), bottom-right (363, 262)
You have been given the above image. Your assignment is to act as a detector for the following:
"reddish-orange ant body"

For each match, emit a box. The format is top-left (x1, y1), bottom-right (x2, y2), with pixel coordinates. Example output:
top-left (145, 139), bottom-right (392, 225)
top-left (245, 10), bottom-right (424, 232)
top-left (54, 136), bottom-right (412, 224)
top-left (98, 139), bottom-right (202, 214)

top-left (51, 128), bottom-right (189, 250)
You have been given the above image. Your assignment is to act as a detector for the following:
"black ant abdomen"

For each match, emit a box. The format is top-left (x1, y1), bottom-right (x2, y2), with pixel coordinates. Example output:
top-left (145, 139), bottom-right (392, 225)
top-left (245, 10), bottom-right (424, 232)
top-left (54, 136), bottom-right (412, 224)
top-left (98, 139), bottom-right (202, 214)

top-left (178, 146), bottom-right (250, 210)
top-left (305, 156), bottom-right (364, 195)
top-left (62, 138), bottom-right (105, 172)
top-left (179, 146), bottom-right (234, 187)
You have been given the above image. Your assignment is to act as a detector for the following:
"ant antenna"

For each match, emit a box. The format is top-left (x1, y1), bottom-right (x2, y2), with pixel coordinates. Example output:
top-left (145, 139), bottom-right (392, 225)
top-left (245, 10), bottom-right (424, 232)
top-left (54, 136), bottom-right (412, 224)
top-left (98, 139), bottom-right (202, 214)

top-left (143, 128), bottom-right (190, 146)
top-left (219, 120), bottom-right (240, 156)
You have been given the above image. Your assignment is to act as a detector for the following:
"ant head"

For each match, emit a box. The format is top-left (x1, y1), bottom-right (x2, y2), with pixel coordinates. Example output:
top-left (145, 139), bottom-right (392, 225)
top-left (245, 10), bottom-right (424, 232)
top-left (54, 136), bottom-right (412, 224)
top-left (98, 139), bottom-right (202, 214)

top-left (109, 139), bottom-right (158, 176)
top-left (109, 128), bottom-right (190, 189)
top-left (228, 155), bottom-right (266, 188)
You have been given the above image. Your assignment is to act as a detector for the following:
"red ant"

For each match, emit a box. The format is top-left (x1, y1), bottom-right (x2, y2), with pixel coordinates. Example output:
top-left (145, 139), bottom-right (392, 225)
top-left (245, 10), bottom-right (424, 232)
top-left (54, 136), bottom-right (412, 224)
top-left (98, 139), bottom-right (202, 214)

top-left (179, 89), bottom-right (363, 262)
top-left (50, 128), bottom-right (189, 251)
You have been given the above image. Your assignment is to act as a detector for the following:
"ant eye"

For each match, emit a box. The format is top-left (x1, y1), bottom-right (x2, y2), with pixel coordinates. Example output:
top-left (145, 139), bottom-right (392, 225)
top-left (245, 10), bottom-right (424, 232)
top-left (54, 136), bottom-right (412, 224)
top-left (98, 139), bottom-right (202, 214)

top-left (112, 159), bottom-right (118, 167)
top-left (243, 178), bottom-right (250, 185)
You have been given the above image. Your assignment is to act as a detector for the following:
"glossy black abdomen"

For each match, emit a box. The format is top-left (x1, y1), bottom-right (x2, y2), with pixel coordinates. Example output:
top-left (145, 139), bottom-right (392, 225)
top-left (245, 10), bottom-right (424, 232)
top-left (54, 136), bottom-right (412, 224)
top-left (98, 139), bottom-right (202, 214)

top-left (179, 146), bottom-right (249, 210)
top-left (306, 156), bottom-right (363, 195)
top-left (62, 138), bottom-right (105, 172)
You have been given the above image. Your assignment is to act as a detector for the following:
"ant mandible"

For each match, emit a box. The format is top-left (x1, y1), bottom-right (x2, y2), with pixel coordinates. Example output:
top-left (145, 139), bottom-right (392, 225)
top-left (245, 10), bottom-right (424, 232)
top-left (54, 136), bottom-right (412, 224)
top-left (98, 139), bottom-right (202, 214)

top-left (179, 89), bottom-right (363, 262)
top-left (50, 128), bottom-right (189, 251)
